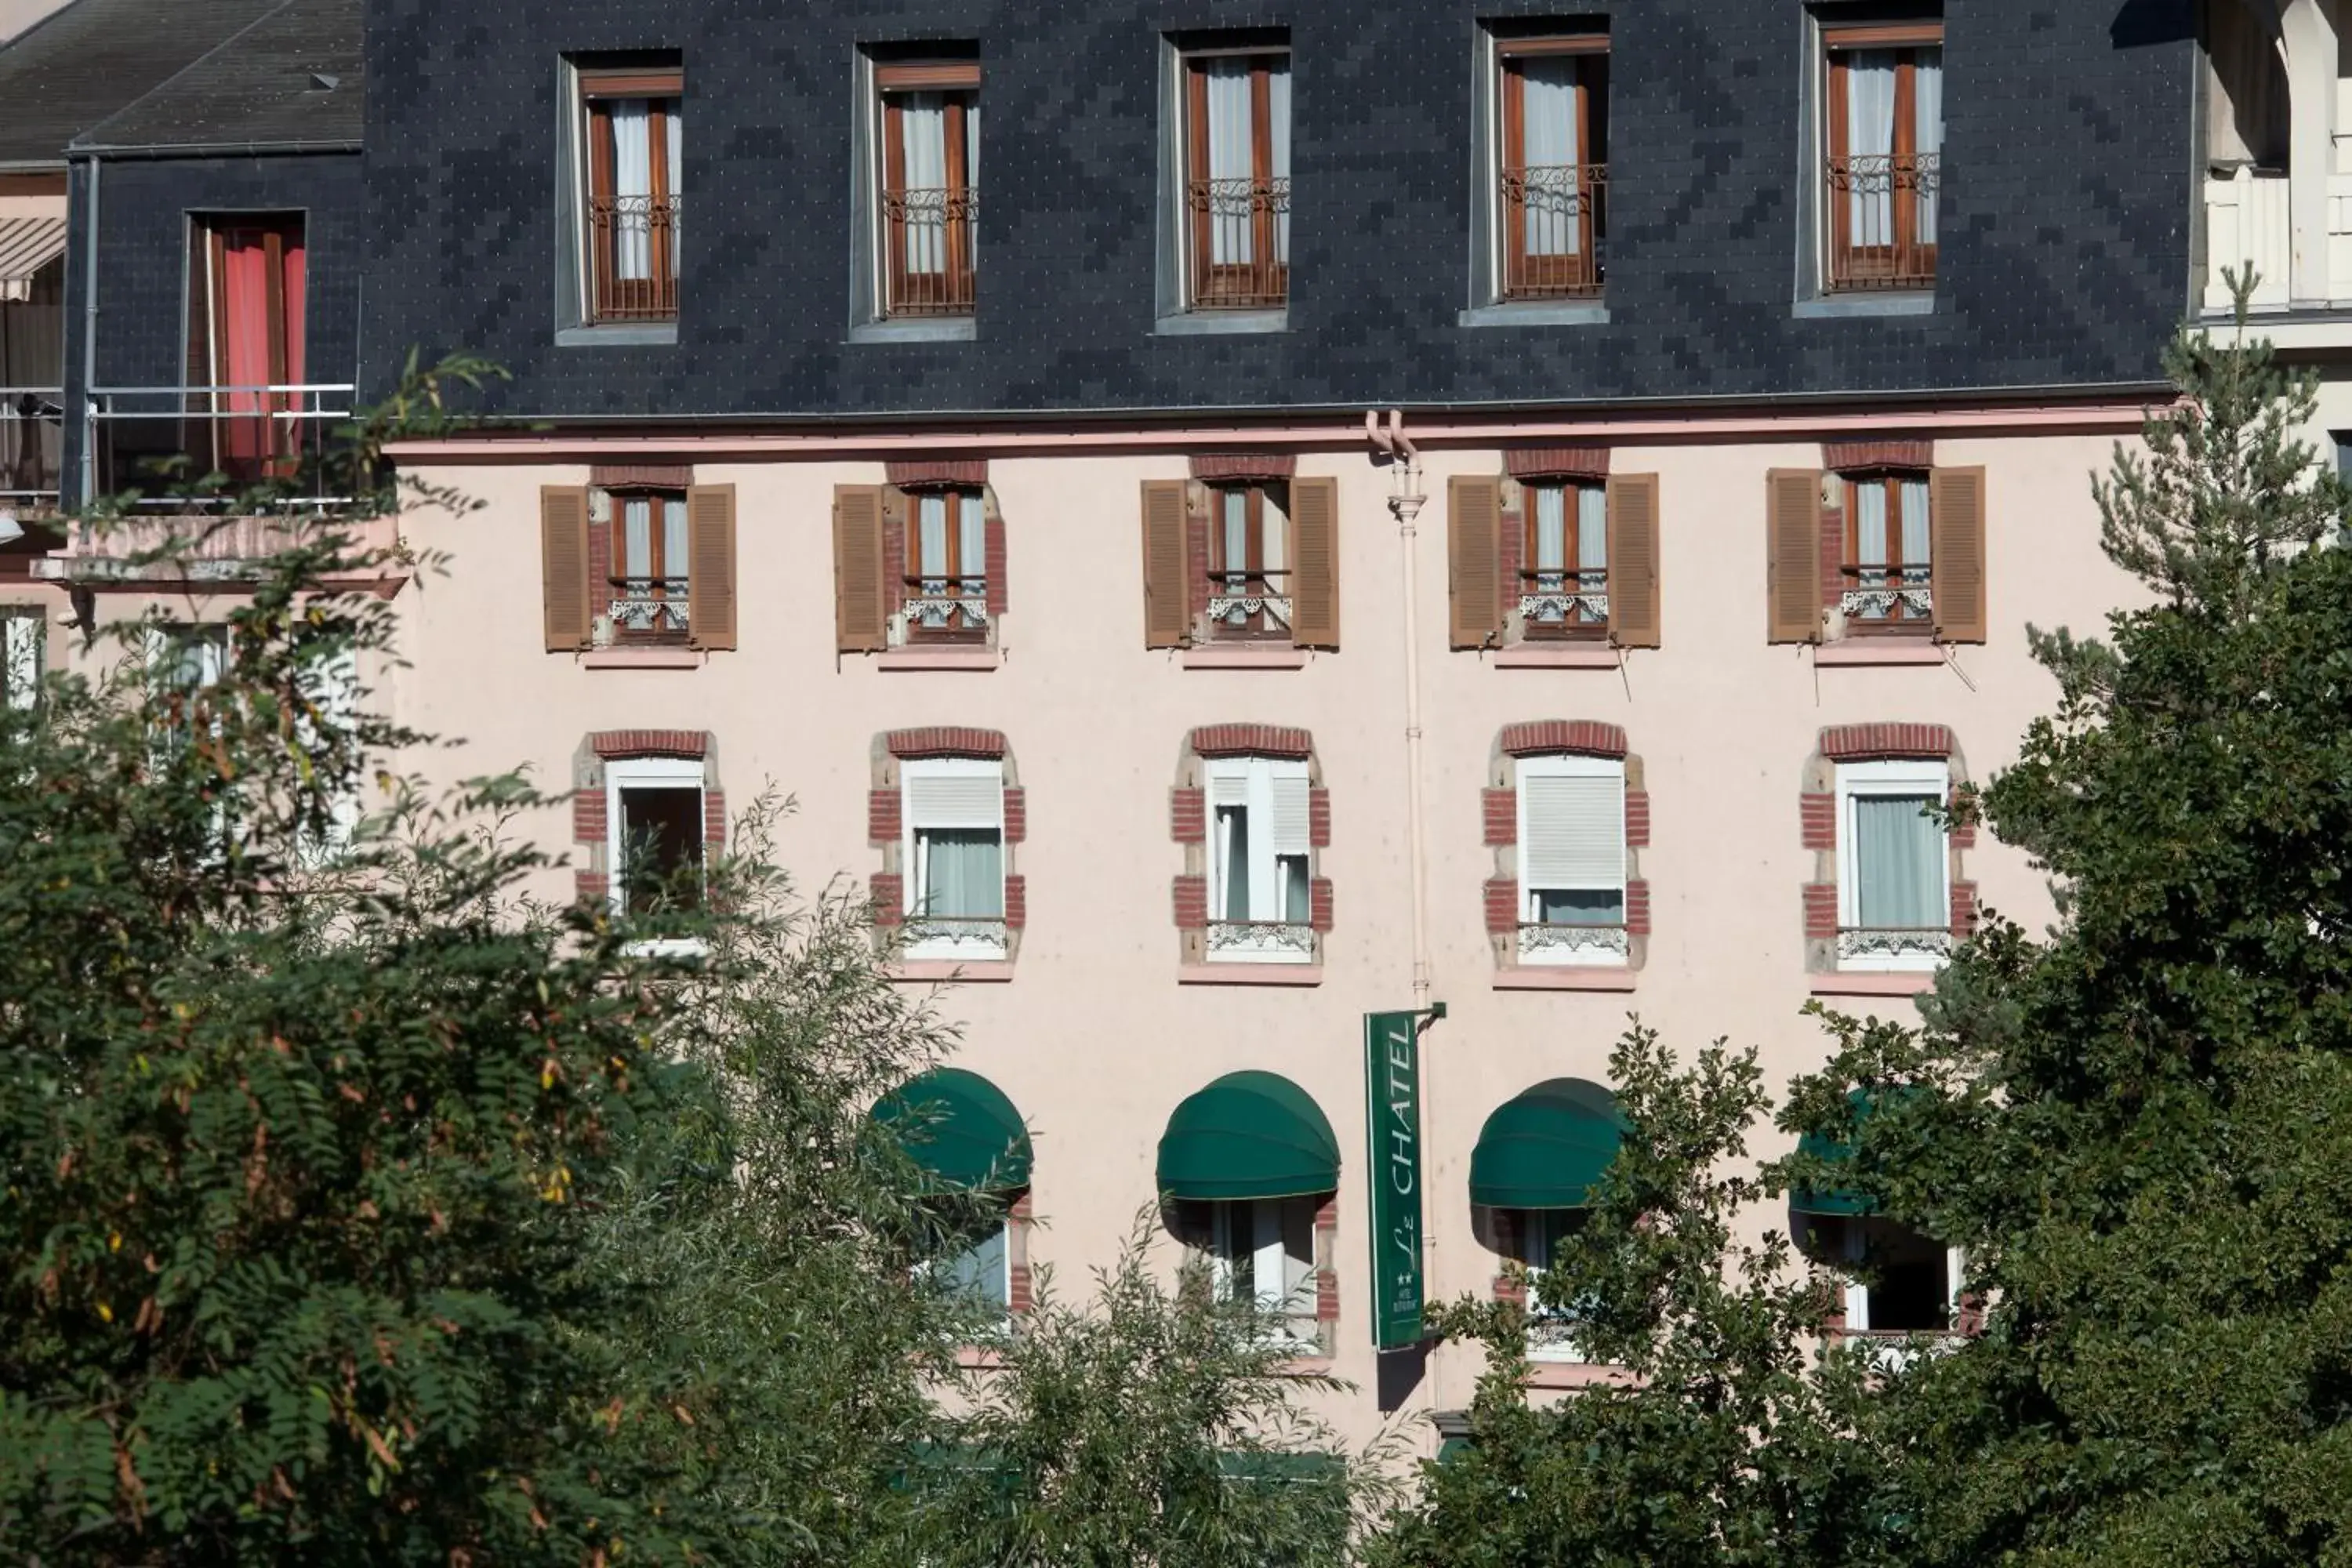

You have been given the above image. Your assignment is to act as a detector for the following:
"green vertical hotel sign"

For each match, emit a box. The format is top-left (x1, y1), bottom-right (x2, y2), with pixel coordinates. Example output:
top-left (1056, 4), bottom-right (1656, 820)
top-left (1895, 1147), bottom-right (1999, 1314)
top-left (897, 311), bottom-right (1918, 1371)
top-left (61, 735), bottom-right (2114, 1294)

top-left (1364, 1010), bottom-right (1425, 1350)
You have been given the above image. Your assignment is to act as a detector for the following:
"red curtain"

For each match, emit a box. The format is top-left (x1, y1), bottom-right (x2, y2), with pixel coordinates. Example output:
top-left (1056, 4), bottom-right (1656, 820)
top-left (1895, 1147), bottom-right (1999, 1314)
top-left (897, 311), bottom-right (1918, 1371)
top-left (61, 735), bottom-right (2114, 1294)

top-left (213, 223), bottom-right (305, 477)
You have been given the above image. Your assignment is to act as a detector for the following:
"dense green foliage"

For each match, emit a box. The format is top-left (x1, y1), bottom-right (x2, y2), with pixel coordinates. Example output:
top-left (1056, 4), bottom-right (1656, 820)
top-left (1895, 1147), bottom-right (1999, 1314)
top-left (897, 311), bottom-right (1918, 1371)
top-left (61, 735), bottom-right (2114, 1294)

top-left (0, 365), bottom-right (1378, 1564)
top-left (1380, 307), bottom-right (2352, 1565)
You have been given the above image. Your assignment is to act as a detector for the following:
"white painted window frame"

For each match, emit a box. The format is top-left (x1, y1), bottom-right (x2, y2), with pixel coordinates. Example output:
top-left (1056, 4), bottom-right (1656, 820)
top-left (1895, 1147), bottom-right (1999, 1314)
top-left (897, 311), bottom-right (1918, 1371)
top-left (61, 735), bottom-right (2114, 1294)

top-left (604, 754), bottom-right (704, 919)
top-left (1518, 1207), bottom-right (1595, 1363)
top-left (1203, 753), bottom-right (1314, 964)
top-left (899, 755), bottom-right (1007, 962)
top-left (1515, 752), bottom-right (1628, 967)
top-left (1842, 1221), bottom-right (1965, 1372)
top-left (1834, 757), bottom-right (1951, 973)
top-left (1210, 1196), bottom-right (1317, 1341)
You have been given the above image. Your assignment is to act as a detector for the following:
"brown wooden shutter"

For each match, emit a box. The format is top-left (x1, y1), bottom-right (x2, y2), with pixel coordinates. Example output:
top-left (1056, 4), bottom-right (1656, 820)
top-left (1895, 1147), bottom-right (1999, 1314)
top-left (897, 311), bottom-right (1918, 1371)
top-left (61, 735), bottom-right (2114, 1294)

top-left (1930, 465), bottom-right (1988, 644)
top-left (539, 485), bottom-right (591, 652)
top-left (1289, 476), bottom-right (1340, 650)
top-left (1606, 472), bottom-right (1661, 648)
top-left (685, 484), bottom-right (738, 650)
top-left (833, 485), bottom-right (888, 652)
top-left (1766, 469), bottom-right (1824, 644)
top-left (1140, 479), bottom-right (1191, 648)
top-left (1447, 475), bottom-right (1502, 649)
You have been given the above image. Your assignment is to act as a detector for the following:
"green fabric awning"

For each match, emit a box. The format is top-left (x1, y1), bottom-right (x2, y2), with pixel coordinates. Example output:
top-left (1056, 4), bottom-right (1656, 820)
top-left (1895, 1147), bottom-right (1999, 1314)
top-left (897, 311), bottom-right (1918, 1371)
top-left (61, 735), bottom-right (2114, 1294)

top-left (1156, 1071), bottom-right (1339, 1202)
top-left (872, 1067), bottom-right (1033, 1192)
top-left (1468, 1078), bottom-right (1624, 1210)
top-left (1790, 1087), bottom-right (1897, 1217)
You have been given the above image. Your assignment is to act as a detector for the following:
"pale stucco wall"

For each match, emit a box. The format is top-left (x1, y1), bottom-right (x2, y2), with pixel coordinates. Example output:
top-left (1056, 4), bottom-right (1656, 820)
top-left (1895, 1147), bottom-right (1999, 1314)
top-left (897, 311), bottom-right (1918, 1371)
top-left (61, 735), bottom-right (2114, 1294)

top-left (367, 430), bottom-right (2135, 1450)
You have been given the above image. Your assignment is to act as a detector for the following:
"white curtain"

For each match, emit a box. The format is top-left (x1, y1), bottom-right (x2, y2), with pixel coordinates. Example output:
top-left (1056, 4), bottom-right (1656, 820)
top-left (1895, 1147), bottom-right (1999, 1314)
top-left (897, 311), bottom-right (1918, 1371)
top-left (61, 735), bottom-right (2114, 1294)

top-left (1845, 52), bottom-right (1896, 245)
top-left (900, 93), bottom-right (949, 275)
top-left (1914, 50), bottom-right (1943, 244)
top-left (1521, 58), bottom-right (1580, 256)
top-left (1261, 489), bottom-right (1287, 597)
top-left (1855, 480), bottom-right (1889, 608)
top-left (958, 494), bottom-right (986, 593)
top-left (1220, 489), bottom-right (1250, 617)
top-left (1206, 61), bottom-right (1254, 264)
top-left (919, 492), bottom-right (949, 586)
top-left (666, 103), bottom-right (683, 276)
top-left (1534, 485), bottom-right (1566, 580)
top-left (1899, 477), bottom-right (1930, 583)
top-left (662, 495), bottom-right (689, 583)
top-left (622, 495), bottom-right (651, 579)
top-left (1854, 794), bottom-right (1942, 929)
top-left (920, 828), bottom-right (1003, 920)
top-left (610, 100), bottom-right (653, 279)
top-left (1576, 484), bottom-right (1608, 604)
top-left (1267, 62), bottom-right (1290, 264)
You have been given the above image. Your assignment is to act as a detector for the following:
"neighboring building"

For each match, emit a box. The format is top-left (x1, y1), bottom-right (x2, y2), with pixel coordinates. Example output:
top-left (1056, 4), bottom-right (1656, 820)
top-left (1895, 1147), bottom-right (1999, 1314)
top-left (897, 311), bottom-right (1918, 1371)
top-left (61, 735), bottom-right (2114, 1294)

top-left (9, 0), bottom-right (2201, 1451)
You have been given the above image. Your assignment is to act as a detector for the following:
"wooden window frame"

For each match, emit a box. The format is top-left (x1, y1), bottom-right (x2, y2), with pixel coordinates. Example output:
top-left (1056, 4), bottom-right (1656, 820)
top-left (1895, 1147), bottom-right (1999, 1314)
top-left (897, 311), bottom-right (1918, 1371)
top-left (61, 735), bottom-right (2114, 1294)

top-left (902, 486), bottom-right (989, 643)
top-left (1183, 50), bottom-right (1290, 310)
top-left (580, 70), bottom-right (683, 324)
top-left (1497, 44), bottom-right (1607, 299)
top-left (1822, 31), bottom-right (1940, 292)
top-left (607, 486), bottom-right (691, 646)
top-left (1519, 478), bottom-right (1610, 641)
top-left (877, 66), bottom-right (978, 318)
top-left (1841, 470), bottom-right (1933, 634)
top-left (1206, 481), bottom-right (1291, 642)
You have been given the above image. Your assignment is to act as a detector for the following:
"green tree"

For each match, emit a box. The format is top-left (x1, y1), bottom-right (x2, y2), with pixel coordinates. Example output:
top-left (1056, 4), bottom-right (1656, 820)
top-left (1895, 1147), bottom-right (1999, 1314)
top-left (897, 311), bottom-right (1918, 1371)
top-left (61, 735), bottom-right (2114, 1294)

top-left (1779, 292), bottom-right (2352, 1567)
top-left (915, 1216), bottom-right (1397, 1568)
top-left (1374, 1025), bottom-right (1892, 1568)
top-left (0, 362), bottom-right (1385, 1564)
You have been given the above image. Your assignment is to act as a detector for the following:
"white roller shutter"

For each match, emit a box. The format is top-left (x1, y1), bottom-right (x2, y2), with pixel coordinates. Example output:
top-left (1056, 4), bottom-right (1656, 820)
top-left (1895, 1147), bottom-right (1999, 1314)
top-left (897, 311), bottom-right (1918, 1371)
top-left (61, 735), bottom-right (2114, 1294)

top-left (1272, 771), bottom-right (1310, 856)
top-left (1519, 766), bottom-right (1624, 891)
top-left (904, 760), bottom-right (1003, 830)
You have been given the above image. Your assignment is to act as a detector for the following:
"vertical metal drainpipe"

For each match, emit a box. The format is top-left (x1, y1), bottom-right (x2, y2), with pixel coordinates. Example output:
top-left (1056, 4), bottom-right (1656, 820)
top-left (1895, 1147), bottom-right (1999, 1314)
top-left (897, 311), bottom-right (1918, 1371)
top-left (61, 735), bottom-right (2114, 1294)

top-left (76, 154), bottom-right (100, 506)
top-left (1367, 407), bottom-right (1436, 1414)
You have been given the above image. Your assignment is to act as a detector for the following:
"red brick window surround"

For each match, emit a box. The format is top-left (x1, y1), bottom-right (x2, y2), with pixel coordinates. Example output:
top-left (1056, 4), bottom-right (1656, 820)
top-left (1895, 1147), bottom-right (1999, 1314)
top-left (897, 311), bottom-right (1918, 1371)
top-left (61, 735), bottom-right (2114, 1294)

top-left (1171, 725), bottom-right (1330, 972)
top-left (572, 730), bottom-right (725, 909)
top-left (1483, 722), bottom-right (1649, 972)
top-left (1800, 725), bottom-right (1976, 975)
top-left (871, 730), bottom-right (1025, 968)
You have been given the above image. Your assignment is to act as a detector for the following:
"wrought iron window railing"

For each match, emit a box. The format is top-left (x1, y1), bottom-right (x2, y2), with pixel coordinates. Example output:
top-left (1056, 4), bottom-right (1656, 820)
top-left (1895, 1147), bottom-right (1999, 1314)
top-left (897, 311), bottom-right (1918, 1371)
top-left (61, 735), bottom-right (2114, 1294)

top-left (1835, 926), bottom-right (1952, 962)
top-left (1205, 568), bottom-right (1291, 639)
top-left (901, 572), bottom-right (989, 638)
top-left (587, 194), bottom-right (682, 322)
top-left (1838, 563), bottom-right (1933, 626)
top-left (1519, 565), bottom-right (1610, 633)
top-left (1517, 922), bottom-right (1630, 961)
top-left (608, 575), bottom-right (690, 638)
top-left (1500, 162), bottom-right (1606, 299)
top-left (1824, 153), bottom-right (1939, 291)
top-left (882, 184), bottom-right (978, 317)
top-left (1187, 176), bottom-right (1290, 308)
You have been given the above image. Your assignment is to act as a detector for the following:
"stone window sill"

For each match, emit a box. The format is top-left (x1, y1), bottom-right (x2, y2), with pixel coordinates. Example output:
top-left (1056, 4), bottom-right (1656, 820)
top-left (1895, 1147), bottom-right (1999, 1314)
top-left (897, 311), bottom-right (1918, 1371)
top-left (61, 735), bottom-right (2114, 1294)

top-left (886, 960), bottom-right (1016, 984)
top-left (557, 321), bottom-right (678, 347)
top-left (1792, 291), bottom-right (1935, 320)
top-left (1178, 964), bottom-right (1323, 987)
top-left (1492, 644), bottom-right (1620, 670)
top-left (1274, 1354), bottom-right (1334, 1377)
top-left (956, 1345), bottom-right (1007, 1370)
top-left (1493, 967), bottom-right (1638, 992)
top-left (851, 316), bottom-right (977, 344)
top-left (1458, 299), bottom-right (1610, 328)
top-left (878, 646), bottom-right (1002, 671)
top-left (1809, 971), bottom-right (1937, 996)
top-left (1182, 644), bottom-right (1310, 670)
top-left (1814, 639), bottom-right (1945, 666)
top-left (1156, 308), bottom-right (1288, 336)
top-left (582, 647), bottom-right (702, 670)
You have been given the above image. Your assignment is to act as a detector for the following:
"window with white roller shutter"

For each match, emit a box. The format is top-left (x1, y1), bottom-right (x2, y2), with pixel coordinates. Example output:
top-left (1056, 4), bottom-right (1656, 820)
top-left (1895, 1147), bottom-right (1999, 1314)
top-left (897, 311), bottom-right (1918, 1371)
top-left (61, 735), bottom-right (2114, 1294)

top-left (1204, 754), bottom-right (1312, 964)
top-left (1516, 753), bottom-right (1627, 966)
top-left (902, 757), bottom-right (1006, 959)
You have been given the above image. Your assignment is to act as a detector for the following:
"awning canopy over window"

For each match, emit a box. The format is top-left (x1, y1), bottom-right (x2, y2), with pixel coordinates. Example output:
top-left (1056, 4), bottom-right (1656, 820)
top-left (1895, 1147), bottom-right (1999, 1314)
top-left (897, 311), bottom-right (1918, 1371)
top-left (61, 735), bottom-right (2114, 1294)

top-left (871, 1066), bottom-right (1033, 1192)
top-left (0, 216), bottom-right (64, 300)
top-left (1468, 1077), bottom-right (1624, 1210)
top-left (1790, 1087), bottom-right (1909, 1217)
top-left (1156, 1070), bottom-right (1338, 1202)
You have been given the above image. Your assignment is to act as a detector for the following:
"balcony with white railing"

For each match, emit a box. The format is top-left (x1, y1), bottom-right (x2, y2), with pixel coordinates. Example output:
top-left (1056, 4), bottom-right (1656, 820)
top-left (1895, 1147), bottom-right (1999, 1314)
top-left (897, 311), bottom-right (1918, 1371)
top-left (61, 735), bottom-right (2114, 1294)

top-left (34, 381), bottom-right (401, 590)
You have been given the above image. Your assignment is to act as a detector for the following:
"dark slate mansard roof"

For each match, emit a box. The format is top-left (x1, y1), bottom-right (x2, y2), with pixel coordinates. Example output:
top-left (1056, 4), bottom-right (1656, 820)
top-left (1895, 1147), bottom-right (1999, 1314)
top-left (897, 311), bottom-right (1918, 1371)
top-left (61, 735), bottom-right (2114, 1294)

top-left (0, 0), bottom-right (285, 166)
top-left (71, 0), bottom-right (362, 155)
